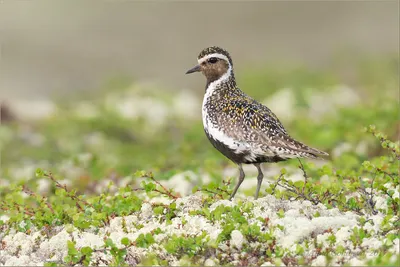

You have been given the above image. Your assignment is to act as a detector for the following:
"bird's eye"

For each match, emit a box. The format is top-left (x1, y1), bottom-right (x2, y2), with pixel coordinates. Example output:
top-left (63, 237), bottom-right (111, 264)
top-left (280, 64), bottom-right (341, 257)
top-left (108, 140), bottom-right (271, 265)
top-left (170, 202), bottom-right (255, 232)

top-left (208, 57), bottom-right (218, 64)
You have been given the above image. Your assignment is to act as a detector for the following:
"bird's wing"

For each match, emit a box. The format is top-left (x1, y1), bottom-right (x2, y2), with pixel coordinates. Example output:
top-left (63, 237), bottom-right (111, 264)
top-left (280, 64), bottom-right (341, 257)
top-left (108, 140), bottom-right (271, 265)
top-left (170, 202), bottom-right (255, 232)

top-left (218, 95), bottom-right (328, 158)
top-left (217, 95), bottom-right (287, 139)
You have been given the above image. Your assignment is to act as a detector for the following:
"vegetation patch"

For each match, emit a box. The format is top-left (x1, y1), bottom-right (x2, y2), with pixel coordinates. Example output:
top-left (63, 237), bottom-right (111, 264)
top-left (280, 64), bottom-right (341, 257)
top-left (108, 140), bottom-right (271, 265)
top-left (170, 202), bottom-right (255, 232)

top-left (0, 56), bottom-right (398, 266)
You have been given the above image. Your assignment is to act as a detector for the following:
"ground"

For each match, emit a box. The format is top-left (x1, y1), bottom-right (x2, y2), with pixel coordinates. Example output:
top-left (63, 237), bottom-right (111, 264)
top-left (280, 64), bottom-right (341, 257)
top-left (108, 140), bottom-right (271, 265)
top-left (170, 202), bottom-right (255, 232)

top-left (0, 55), bottom-right (399, 266)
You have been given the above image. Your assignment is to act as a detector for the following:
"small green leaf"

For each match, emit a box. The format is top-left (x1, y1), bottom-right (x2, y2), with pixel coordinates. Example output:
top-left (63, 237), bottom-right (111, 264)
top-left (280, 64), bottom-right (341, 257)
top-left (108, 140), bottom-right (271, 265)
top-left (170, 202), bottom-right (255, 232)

top-left (35, 168), bottom-right (44, 178)
top-left (277, 209), bottom-right (285, 218)
top-left (81, 246), bottom-right (93, 255)
top-left (121, 237), bottom-right (130, 246)
top-left (105, 238), bottom-right (114, 247)
top-left (142, 182), bottom-right (156, 192)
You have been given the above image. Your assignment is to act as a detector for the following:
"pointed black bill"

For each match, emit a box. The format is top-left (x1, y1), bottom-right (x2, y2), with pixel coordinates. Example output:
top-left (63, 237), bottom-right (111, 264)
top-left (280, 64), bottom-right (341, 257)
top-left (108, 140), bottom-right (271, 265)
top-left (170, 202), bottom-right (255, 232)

top-left (185, 64), bottom-right (201, 74)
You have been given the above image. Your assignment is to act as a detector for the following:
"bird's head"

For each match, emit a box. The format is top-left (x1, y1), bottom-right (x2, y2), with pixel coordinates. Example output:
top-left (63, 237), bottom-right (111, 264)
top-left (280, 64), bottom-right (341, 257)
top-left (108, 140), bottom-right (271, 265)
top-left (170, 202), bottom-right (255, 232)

top-left (186, 46), bottom-right (234, 84)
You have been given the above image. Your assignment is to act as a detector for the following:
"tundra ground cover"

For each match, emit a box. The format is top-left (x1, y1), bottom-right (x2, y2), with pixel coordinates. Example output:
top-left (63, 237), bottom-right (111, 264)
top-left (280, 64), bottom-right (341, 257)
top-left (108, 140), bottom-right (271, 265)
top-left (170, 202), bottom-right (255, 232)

top-left (0, 55), bottom-right (398, 266)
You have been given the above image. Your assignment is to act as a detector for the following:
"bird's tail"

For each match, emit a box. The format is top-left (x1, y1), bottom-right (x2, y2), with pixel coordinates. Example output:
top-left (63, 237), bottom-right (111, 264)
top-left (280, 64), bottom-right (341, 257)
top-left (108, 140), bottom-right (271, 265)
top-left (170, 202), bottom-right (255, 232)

top-left (302, 146), bottom-right (329, 159)
top-left (291, 140), bottom-right (329, 159)
top-left (273, 134), bottom-right (329, 159)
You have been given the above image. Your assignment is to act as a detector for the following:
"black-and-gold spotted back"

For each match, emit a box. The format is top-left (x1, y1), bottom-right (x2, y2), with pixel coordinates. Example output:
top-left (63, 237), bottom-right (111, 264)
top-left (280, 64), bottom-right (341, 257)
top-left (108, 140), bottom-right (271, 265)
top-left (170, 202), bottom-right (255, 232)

top-left (202, 73), bottom-right (328, 165)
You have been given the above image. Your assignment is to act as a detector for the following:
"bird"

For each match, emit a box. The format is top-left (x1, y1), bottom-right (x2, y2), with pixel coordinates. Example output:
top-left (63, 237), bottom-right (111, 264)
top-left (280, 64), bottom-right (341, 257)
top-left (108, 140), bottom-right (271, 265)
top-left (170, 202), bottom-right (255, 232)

top-left (185, 46), bottom-right (328, 200)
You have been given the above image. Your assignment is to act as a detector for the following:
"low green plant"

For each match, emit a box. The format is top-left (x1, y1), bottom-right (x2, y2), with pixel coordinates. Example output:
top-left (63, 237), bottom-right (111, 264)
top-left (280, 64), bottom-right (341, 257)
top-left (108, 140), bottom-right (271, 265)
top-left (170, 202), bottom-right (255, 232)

top-left (0, 55), bottom-right (398, 266)
top-left (266, 126), bottom-right (399, 217)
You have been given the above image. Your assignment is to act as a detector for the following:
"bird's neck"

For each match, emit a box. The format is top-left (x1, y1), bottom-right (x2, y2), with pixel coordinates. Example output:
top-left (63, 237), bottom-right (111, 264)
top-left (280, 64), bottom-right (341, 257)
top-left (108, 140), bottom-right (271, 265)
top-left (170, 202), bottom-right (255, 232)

top-left (205, 68), bottom-right (236, 93)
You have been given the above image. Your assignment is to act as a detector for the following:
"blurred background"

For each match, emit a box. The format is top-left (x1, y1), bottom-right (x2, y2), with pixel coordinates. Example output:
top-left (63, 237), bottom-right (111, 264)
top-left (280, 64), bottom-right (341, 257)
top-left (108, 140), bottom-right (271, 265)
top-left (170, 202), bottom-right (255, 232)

top-left (0, 1), bottom-right (398, 196)
top-left (0, 1), bottom-right (398, 99)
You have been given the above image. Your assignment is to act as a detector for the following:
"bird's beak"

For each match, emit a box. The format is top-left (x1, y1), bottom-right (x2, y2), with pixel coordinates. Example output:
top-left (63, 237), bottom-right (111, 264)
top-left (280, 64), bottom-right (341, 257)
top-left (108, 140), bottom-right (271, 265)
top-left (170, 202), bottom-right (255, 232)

top-left (185, 64), bottom-right (201, 74)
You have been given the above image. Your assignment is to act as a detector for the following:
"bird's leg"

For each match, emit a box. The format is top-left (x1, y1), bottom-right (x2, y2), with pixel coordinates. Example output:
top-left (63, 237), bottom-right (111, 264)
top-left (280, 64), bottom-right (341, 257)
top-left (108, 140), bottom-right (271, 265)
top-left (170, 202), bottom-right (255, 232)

top-left (229, 164), bottom-right (245, 200)
top-left (254, 163), bottom-right (264, 200)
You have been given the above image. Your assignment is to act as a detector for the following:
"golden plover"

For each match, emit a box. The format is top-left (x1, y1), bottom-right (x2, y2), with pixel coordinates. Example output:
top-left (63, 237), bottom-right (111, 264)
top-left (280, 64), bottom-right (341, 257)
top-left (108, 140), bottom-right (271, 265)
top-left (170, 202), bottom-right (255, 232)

top-left (186, 46), bottom-right (328, 200)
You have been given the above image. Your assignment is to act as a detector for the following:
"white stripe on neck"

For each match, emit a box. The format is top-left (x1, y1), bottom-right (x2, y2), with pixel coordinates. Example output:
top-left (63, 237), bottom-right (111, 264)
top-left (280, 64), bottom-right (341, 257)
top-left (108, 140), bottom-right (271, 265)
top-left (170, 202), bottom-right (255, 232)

top-left (202, 64), bottom-right (231, 124)
top-left (201, 65), bottom-right (251, 155)
top-left (205, 65), bottom-right (232, 95)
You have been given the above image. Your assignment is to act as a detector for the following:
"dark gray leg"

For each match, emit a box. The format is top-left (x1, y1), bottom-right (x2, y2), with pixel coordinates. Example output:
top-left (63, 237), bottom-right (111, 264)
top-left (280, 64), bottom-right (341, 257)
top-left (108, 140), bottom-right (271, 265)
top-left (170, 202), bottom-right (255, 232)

top-left (229, 164), bottom-right (245, 200)
top-left (254, 163), bottom-right (264, 199)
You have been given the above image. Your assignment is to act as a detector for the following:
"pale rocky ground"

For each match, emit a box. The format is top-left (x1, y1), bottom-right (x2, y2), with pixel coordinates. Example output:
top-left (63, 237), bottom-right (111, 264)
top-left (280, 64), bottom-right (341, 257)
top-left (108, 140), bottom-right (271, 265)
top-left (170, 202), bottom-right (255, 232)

top-left (0, 192), bottom-right (398, 266)
top-left (1, 84), bottom-right (398, 266)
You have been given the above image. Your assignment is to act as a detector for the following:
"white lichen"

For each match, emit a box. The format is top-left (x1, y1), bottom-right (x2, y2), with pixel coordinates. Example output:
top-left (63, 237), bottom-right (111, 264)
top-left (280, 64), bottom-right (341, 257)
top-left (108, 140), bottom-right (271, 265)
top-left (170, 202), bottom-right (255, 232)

top-left (230, 230), bottom-right (246, 249)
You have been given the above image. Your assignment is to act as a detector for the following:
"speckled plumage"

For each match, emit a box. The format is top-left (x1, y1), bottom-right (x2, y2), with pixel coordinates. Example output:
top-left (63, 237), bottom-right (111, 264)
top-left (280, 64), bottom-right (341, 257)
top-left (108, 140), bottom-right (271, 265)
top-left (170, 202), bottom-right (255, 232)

top-left (186, 46), bottom-right (328, 200)
top-left (203, 82), bottom-right (327, 162)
